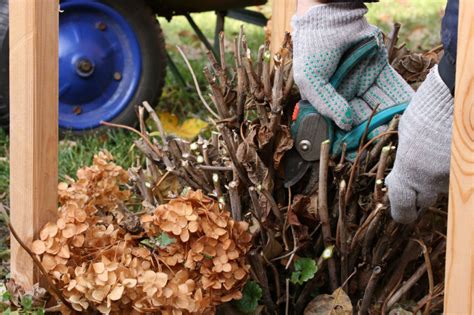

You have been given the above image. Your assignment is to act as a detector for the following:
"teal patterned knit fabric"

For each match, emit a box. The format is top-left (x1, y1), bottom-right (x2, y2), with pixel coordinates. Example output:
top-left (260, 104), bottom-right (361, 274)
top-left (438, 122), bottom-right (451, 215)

top-left (292, 3), bottom-right (414, 131)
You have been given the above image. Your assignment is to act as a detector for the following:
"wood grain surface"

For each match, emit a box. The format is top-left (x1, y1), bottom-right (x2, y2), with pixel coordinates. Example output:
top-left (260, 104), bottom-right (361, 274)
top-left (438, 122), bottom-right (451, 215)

top-left (9, 0), bottom-right (59, 288)
top-left (444, 0), bottom-right (474, 313)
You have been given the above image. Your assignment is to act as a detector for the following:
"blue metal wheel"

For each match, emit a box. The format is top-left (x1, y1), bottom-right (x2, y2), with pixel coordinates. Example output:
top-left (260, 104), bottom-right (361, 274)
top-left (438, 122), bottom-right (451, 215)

top-left (58, 0), bottom-right (166, 132)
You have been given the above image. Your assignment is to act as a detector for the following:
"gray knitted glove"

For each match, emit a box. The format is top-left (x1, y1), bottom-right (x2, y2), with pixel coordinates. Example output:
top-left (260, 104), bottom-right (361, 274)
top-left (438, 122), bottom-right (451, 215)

top-left (386, 65), bottom-right (454, 224)
top-left (292, 3), bottom-right (413, 131)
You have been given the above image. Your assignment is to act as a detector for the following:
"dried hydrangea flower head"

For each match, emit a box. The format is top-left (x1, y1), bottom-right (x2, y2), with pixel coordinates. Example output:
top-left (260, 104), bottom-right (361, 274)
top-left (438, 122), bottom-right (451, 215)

top-left (32, 152), bottom-right (252, 314)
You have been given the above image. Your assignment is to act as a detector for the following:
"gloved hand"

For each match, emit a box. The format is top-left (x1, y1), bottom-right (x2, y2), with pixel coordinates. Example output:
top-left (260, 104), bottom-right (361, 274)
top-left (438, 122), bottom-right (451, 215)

top-left (386, 65), bottom-right (454, 224)
top-left (292, 3), bottom-right (414, 131)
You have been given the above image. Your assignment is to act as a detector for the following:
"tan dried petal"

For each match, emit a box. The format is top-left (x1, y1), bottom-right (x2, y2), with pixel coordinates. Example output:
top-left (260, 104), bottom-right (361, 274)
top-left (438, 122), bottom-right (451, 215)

top-left (227, 250), bottom-right (239, 260)
top-left (76, 223), bottom-right (88, 234)
top-left (31, 240), bottom-right (46, 255)
top-left (58, 245), bottom-right (70, 259)
top-left (178, 283), bottom-right (189, 294)
top-left (42, 254), bottom-right (57, 271)
top-left (191, 242), bottom-right (204, 253)
top-left (106, 262), bottom-right (118, 271)
top-left (123, 278), bottom-right (137, 288)
top-left (221, 291), bottom-right (242, 302)
top-left (106, 271), bottom-right (117, 286)
top-left (58, 182), bottom-right (68, 191)
top-left (62, 224), bottom-right (77, 238)
top-left (215, 227), bottom-right (227, 236)
top-left (97, 271), bottom-right (109, 282)
top-left (234, 268), bottom-right (246, 280)
top-left (55, 256), bottom-right (68, 265)
top-left (141, 270), bottom-right (156, 283)
top-left (180, 229), bottom-right (190, 242)
top-left (72, 234), bottom-right (85, 247)
top-left (46, 240), bottom-right (61, 255)
top-left (163, 256), bottom-right (178, 266)
top-left (203, 246), bottom-right (216, 257)
top-left (188, 221), bottom-right (199, 233)
top-left (66, 279), bottom-right (77, 291)
top-left (108, 285), bottom-right (124, 301)
top-left (57, 217), bottom-right (66, 229)
top-left (96, 304), bottom-right (110, 314)
top-left (74, 208), bottom-right (87, 223)
top-left (141, 214), bottom-right (154, 223)
top-left (163, 287), bottom-right (173, 298)
top-left (40, 222), bottom-right (58, 240)
top-left (155, 272), bottom-right (168, 288)
top-left (93, 262), bottom-right (105, 274)
top-left (132, 247), bottom-right (150, 258)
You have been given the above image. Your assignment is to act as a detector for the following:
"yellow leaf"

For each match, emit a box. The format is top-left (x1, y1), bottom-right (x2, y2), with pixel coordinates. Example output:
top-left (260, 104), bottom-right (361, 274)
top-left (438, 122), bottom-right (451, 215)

top-left (155, 112), bottom-right (208, 140)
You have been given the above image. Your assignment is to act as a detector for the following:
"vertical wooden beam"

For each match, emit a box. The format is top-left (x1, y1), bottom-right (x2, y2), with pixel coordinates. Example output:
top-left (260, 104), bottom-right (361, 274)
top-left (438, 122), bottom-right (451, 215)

top-left (271, 0), bottom-right (297, 53)
top-left (9, 0), bottom-right (58, 288)
top-left (444, 0), bottom-right (474, 313)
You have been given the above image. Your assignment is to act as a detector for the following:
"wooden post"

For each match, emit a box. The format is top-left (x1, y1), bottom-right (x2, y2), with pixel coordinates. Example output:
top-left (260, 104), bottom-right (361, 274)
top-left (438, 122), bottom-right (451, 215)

top-left (444, 0), bottom-right (474, 313)
top-left (271, 0), bottom-right (297, 53)
top-left (9, 0), bottom-right (59, 288)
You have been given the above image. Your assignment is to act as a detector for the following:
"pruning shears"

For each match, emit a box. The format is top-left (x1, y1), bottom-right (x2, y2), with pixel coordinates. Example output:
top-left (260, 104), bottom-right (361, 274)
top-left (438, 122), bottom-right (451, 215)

top-left (284, 37), bottom-right (409, 188)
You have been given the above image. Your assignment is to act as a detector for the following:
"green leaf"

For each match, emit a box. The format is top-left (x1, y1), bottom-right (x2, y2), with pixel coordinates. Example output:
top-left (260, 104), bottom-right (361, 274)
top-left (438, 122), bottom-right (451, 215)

top-left (291, 257), bottom-right (318, 285)
top-left (234, 281), bottom-right (262, 313)
top-left (140, 239), bottom-right (155, 249)
top-left (1, 291), bottom-right (10, 303)
top-left (20, 295), bottom-right (33, 311)
top-left (34, 308), bottom-right (45, 315)
top-left (155, 232), bottom-right (176, 249)
top-left (140, 232), bottom-right (176, 250)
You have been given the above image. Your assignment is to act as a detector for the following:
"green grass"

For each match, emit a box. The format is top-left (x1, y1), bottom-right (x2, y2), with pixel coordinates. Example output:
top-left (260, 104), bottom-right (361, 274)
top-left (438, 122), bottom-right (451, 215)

top-left (0, 0), bottom-right (447, 204)
top-left (367, 0), bottom-right (447, 50)
top-left (0, 129), bottom-right (139, 203)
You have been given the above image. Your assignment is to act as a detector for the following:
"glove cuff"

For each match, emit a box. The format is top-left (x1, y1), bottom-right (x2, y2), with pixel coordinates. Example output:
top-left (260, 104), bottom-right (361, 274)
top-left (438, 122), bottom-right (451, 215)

top-left (408, 65), bottom-right (454, 130)
top-left (291, 3), bottom-right (375, 49)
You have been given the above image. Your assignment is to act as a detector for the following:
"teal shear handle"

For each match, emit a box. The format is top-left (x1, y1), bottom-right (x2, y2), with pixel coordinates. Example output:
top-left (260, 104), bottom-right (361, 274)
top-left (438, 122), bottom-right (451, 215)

top-left (330, 102), bottom-right (408, 156)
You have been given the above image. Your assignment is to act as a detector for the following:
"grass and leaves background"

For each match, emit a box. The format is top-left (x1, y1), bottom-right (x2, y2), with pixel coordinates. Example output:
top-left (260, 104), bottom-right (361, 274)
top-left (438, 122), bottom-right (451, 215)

top-left (0, 0), bottom-right (446, 282)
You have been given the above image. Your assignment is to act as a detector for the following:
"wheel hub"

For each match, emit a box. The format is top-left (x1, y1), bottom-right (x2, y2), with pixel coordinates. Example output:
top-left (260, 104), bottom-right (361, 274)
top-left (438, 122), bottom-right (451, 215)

top-left (75, 58), bottom-right (95, 77)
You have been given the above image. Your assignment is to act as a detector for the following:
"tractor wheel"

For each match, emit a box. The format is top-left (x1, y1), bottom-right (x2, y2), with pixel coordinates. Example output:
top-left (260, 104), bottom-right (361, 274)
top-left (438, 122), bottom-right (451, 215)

top-left (0, 0), bottom-right (167, 133)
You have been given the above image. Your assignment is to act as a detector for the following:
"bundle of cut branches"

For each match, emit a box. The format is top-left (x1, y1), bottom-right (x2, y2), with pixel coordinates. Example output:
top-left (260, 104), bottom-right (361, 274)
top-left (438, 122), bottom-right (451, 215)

top-left (17, 26), bottom-right (447, 314)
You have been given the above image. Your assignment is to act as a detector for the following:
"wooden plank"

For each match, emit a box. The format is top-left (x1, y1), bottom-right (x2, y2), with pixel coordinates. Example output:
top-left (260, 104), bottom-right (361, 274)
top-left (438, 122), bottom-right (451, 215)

top-left (270, 0), bottom-right (296, 53)
top-left (444, 0), bottom-right (474, 313)
top-left (9, 0), bottom-right (59, 288)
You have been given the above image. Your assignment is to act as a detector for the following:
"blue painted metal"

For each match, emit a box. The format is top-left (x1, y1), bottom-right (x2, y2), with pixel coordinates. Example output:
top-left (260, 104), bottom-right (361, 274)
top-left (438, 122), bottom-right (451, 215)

top-left (58, 0), bottom-right (142, 130)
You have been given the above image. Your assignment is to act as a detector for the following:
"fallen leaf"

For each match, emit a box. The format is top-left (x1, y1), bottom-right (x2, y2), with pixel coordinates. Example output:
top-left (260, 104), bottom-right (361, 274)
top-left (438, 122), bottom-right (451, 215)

top-left (155, 112), bottom-right (208, 140)
top-left (304, 288), bottom-right (353, 315)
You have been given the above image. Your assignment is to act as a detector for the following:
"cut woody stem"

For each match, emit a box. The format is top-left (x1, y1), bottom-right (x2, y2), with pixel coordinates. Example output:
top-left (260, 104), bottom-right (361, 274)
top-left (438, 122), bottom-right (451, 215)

top-left (318, 139), bottom-right (339, 291)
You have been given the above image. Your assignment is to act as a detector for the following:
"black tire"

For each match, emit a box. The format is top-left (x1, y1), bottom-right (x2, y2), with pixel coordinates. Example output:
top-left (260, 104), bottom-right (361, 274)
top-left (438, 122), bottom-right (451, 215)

top-left (0, 0), bottom-right (8, 131)
top-left (0, 0), bottom-right (167, 133)
top-left (92, 0), bottom-right (166, 130)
